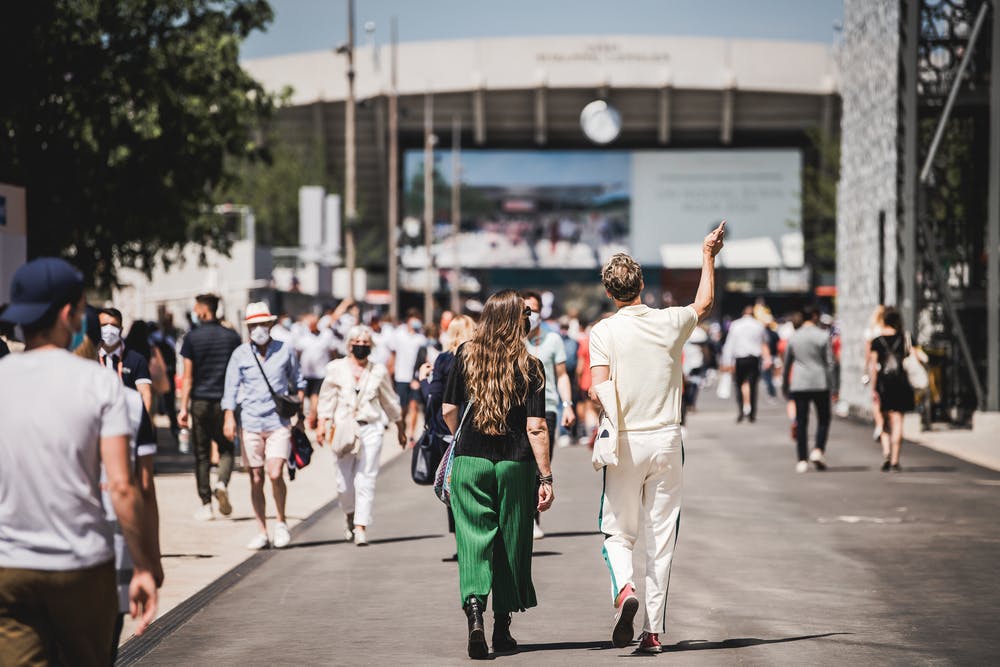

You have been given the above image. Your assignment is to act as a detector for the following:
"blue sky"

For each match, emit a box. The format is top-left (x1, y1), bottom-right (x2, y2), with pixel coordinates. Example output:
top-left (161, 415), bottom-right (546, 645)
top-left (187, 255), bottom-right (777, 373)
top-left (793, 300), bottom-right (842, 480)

top-left (242, 0), bottom-right (843, 59)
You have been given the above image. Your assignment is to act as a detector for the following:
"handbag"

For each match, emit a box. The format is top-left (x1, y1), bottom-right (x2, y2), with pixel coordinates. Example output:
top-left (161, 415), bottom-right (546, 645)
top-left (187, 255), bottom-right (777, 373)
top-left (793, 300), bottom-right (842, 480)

top-left (411, 429), bottom-right (448, 485)
top-left (902, 333), bottom-right (929, 391)
top-left (287, 425), bottom-right (314, 481)
top-left (716, 371), bottom-right (733, 400)
top-left (250, 345), bottom-right (302, 420)
top-left (331, 367), bottom-right (371, 457)
top-left (434, 401), bottom-right (473, 505)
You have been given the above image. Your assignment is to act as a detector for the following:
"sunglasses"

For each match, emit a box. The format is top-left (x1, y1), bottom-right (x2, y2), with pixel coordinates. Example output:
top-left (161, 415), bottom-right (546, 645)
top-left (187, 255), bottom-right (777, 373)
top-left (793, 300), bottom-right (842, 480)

top-left (523, 307), bottom-right (532, 318)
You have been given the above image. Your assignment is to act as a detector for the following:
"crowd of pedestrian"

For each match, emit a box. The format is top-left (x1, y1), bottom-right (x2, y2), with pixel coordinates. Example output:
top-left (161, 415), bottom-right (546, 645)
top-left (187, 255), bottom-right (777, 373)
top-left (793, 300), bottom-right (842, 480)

top-left (0, 232), bottom-right (933, 662)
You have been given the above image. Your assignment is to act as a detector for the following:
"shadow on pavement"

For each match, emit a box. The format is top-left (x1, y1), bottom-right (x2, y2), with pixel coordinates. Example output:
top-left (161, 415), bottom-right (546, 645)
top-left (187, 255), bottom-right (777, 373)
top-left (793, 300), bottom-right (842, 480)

top-left (530, 551), bottom-right (562, 557)
top-left (161, 553), bottom-right (215, 559)
top-left (285, 534), bottom-right (442, 550)
top-left (897, 466), bottom-right (957, 473)
top-left (516, 640), bottom-right (613, 653)
top-left (823, 466), bottom-right (872, 472)
top-left (533, 530), bottom-right (601, 539)
top-left (664, 632), bottom-right (849, 652)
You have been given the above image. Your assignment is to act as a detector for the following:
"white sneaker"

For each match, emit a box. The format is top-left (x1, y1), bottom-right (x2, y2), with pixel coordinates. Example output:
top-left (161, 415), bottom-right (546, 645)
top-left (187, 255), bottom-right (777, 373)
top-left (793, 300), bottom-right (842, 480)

top-left (354, 527), bottom-right (369, 546)
top-left (533, 522), bottom-right (545, 540)
top-left (809, 448), bottom-right (828, 471)
top-left (795, 460), bottom-right (809, 474)
top-left (344, 516), bottom-right (354, 541)
top-left (193, 504), bottom-right (214, 521)
top-left (873, 426), bottom-right (882, 441)
top-left (246, 533), bottom-right (269, 550)
top-left (556, 434), bottom-right (571, 448)
top-left (273, 522), bottom-right (291, 549)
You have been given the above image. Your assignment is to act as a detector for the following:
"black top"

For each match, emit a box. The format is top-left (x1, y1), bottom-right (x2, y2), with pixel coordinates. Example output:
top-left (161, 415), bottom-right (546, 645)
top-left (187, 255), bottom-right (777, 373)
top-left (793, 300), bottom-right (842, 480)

top-left (101, 347), bottom-right (151, 391)
top-left (420, 350), bottom-right (456, 438)
top-left (873, 333), bottom-right (915, 412)
top-left (180, 321), bottom-right (242, 400)
top-left (442, 347), bottom-right (545, 463)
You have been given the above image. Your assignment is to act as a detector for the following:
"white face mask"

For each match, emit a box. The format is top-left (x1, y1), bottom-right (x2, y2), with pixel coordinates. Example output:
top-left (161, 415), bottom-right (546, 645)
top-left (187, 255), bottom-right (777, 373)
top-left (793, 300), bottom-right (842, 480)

top-left (249, 326), bottom-right (271, 346)
top-left (527, 312), bottom-right (541, 332)
top-left (101, 324), bottom-right (122, 348)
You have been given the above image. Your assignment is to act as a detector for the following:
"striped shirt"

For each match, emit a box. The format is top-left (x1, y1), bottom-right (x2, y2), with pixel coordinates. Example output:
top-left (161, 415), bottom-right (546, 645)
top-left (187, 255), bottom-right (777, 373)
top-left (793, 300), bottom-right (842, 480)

top-left (180, 321), bottom-right (242, 401)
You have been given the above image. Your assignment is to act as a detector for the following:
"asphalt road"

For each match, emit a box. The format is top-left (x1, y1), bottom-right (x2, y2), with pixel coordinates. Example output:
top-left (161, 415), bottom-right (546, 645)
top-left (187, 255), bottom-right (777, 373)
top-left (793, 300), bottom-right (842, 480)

top-left (126, 393), bottom-right (1000, 665)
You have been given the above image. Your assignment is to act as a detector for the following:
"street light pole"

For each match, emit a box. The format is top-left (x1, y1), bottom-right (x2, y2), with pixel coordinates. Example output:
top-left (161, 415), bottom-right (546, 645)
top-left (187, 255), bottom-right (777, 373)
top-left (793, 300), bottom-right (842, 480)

top-left (423, 91), bottom-right (434, 325)
top-left (387, 16), bottom-right (399, 321)
top-left (450, 114), bottom-right (462, 314)
top-left (344, 0), bottom-right (357, 301)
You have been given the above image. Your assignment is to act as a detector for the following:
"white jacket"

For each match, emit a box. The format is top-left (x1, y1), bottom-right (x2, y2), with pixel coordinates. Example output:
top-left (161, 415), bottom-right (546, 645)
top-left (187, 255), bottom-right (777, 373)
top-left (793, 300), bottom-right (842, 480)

top-left (317, 358), bottom-right (402, 426)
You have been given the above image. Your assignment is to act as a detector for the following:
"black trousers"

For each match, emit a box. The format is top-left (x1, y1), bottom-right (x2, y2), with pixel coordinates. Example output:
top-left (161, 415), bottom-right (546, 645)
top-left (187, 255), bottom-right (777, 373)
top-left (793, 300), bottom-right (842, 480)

top-left (734, 356), bottom-right (761, 419)
top-left (792, 390), bottom-right (831, 461)
top-left (191, 399), bottom-right (234, 504)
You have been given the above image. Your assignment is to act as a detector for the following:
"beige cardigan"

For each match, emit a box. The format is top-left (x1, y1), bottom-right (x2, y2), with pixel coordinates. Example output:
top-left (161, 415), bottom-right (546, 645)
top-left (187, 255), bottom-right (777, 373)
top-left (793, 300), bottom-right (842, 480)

top-left (317, 358), bottom-right (403, 426)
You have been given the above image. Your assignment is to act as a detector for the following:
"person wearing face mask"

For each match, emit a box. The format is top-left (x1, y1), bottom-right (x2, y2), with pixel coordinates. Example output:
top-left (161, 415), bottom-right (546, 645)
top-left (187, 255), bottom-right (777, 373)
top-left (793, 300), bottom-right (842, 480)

top-left (387, 308), bottom-right (428, 446)
top-left (98, 308), bottom-right (154, 415)
top-left (317, 325), bottom-right (406, 546)
top-left (221, 303), bottom-right (306, 550)
top-left (521, 291), bottom-right (576, 540)
top-left (178, 293), bottom-right (242, 521)
top-left (0, 258), bottom-right (159, 663)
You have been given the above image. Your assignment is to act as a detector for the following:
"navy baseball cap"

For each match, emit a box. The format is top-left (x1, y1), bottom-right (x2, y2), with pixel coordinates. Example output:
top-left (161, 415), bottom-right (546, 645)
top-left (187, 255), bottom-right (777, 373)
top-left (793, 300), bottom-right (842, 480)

top-left (0, 257), bottom-right (84, 326)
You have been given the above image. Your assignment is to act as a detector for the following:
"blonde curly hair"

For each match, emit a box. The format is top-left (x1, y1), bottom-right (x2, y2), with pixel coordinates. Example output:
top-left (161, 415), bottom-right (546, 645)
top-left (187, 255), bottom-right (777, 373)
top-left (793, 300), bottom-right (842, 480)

top-left (601, 253), bottom-right (643, 302)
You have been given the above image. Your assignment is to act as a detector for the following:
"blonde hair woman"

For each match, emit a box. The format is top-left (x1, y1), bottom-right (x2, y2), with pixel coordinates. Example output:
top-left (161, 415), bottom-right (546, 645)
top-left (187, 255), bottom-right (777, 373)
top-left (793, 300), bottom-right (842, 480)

top-left (417, 315), bottom-right (477, 555)
top-left (317, 324), bottom-right (405, 546)
top-left (442, 291), bottom-right (553, 659)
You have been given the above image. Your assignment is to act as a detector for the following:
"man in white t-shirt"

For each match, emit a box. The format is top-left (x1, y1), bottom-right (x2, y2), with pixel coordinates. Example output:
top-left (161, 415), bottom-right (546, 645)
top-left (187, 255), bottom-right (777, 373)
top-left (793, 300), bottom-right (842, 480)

top-left (0, 258), bottom-right (158, 664)
top-left (387, 309), bottom-right (427, 444)
top-left (589, 222), bottom-right (725, 654)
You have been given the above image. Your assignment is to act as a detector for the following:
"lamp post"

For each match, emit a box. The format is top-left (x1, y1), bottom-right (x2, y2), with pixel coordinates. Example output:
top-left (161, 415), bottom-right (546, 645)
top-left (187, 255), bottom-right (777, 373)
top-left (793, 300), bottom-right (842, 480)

top-left (423, 91), bottom-right (434, 324)
top-left (342, 0), bottom-right (357, 300)
top-left (450, 114), bottom-right (462, 314)
top-left (387, 17), bottom-right (399, 320)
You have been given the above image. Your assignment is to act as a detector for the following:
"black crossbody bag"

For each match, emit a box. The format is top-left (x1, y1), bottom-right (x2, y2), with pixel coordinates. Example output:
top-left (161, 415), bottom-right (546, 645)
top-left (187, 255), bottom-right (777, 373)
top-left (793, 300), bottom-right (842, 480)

top-left (250, 344), bottom-right (302, 419)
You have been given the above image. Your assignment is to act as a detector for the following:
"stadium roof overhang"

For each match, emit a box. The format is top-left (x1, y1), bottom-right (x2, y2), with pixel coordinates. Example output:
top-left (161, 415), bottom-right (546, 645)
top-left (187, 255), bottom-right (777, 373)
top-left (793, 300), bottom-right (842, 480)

top-left (244, 35), bottom-right (839, 147)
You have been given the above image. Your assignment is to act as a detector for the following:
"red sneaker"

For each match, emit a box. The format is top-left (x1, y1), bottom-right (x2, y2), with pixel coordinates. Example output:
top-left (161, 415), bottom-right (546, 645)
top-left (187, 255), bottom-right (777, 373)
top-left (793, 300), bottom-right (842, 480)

top-left (638, 632), bottom-right (662, 654)
top-left (612, 583), bottom-right (639, 648)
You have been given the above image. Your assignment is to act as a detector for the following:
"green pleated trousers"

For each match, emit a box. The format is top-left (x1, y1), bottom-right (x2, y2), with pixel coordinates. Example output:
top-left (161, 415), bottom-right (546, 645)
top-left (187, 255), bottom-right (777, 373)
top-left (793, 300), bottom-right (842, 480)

top-left (451, 455), bottom-right (538, 613)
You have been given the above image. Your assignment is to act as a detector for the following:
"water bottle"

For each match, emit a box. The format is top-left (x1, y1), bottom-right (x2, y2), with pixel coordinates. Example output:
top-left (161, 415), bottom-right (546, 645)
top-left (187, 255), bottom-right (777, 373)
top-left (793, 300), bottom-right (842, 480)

top-left (178, 427), bottom-right (190, 454)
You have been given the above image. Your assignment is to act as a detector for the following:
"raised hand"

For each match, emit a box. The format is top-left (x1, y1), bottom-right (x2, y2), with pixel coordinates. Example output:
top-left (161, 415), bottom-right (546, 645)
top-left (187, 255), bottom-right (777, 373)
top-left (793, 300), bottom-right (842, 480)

top-left (704, 219), bottom-right (727, 258)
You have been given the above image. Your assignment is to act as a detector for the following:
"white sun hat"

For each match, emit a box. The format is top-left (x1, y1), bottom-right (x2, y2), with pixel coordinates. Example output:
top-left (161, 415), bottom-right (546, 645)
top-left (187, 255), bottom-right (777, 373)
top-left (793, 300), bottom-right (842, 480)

top-left (244, 302), bottom-right (277, 325)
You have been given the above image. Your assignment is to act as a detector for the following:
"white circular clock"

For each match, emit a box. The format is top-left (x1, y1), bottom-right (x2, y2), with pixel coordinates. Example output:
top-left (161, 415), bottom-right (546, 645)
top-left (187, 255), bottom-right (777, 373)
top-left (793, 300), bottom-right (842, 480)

top-left (580, 100), bottom-right (622, 145)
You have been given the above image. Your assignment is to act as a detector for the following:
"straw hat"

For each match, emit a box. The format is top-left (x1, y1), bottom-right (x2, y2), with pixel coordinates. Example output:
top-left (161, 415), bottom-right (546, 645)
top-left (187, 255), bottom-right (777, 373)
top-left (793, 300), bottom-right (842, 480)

top-left (244, 302), bottom-right (277, 325)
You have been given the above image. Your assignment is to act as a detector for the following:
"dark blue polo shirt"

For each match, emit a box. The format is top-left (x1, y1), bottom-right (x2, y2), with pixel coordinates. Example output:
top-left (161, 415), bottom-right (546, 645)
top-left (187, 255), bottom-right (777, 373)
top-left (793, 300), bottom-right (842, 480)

top-left (100, 346), bottom-right (151, 391)
top-left (180, 321), bottom-right (242, 401)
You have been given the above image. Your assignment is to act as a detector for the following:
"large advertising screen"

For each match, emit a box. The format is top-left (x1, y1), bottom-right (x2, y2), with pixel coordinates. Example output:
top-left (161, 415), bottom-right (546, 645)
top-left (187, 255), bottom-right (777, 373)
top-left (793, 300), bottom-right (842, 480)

top-left (402, 148), bottom-right (801, 270)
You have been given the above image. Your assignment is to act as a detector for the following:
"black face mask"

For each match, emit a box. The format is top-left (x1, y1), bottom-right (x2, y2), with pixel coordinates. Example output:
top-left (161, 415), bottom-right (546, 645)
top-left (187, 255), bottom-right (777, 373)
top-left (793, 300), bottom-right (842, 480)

top-left (523, 317), bottom-right (531, 336)
top-left (351, 344), bottom-right (372, 360)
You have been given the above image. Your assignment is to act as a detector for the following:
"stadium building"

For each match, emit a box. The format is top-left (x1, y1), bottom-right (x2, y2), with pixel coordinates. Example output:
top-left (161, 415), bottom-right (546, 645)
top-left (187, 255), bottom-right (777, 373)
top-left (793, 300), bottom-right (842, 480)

top-left (243, 35), bottom-right (839, 317)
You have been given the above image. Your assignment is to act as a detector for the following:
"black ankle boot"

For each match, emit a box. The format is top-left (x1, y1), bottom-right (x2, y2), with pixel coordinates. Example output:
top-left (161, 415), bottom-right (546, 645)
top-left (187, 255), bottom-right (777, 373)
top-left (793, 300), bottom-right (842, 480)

top-left (492, 611), bottom-right (517, 653)
top-left (464, 597), bottom-right (488, 659)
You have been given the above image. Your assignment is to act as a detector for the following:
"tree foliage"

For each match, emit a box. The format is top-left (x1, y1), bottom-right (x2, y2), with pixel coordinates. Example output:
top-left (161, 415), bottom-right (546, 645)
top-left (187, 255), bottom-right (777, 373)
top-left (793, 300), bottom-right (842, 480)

top-left (0, 0), bottom-right (276, 287)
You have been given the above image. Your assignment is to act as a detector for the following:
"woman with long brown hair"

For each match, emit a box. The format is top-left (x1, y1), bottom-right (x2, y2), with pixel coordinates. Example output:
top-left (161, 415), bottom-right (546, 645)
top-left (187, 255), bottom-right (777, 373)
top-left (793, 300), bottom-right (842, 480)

top-left (442, 290), bottom-right (554, 659)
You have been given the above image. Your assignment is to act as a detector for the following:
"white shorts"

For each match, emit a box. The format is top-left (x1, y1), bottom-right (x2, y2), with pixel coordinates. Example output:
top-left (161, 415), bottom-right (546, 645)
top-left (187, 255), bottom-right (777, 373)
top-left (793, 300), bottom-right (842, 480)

top-left (241, 427), bottom-right (291, 468)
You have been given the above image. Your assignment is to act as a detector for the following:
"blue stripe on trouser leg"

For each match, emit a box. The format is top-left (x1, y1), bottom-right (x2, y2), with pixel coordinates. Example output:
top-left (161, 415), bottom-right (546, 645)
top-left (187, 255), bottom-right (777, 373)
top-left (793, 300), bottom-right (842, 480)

top-left (598, 467), bottom-right (619, 599)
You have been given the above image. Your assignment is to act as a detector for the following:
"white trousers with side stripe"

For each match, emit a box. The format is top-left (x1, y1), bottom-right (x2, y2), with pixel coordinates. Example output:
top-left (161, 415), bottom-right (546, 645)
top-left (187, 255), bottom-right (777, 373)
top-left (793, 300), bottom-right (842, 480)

top-left (599, 424), bottom-right (684, 634)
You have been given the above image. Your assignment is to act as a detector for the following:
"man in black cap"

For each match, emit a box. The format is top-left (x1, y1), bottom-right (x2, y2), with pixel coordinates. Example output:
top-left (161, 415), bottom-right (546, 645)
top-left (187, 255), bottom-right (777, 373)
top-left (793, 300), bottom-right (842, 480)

top-left (0, 258), bottom-right (158, 664)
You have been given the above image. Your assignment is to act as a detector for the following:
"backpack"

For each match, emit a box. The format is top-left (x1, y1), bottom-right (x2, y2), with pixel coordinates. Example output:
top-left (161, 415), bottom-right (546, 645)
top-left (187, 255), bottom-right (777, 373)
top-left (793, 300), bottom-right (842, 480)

top-left (878, 336), bottom-right (903, 378)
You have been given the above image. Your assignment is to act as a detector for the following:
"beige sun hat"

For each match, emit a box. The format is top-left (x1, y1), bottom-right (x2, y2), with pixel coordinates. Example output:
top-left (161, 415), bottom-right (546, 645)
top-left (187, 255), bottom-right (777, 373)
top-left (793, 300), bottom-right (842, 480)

top-left (244, 302), bottom-right (277, 325)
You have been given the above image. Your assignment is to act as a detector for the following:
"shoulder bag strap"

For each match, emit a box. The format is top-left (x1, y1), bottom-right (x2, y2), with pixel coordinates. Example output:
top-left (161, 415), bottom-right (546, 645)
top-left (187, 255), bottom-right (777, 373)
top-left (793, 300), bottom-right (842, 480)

top-left (250, 343), bottom-right (280, 399)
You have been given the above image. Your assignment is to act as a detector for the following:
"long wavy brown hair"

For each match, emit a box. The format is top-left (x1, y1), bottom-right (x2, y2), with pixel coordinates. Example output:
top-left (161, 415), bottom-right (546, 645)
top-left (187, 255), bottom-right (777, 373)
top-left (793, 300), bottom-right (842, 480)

top-left (462, 290), bottom-right (542, 435)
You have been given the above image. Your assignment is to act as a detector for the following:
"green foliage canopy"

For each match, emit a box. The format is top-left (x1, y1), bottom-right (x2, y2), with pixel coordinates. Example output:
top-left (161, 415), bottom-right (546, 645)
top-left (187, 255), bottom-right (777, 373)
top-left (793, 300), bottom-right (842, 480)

top-left (0, 0), bottom-right (276, 288)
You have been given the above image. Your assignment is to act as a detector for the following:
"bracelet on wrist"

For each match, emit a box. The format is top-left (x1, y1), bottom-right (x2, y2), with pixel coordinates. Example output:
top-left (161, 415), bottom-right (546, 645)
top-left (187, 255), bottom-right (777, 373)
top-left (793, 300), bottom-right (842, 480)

top-left (538, 474), bottom-right (554, 485)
